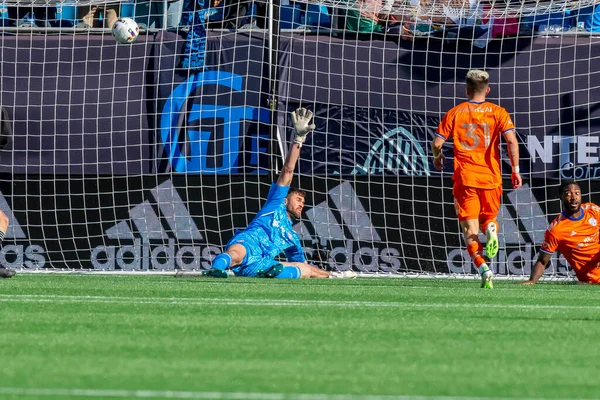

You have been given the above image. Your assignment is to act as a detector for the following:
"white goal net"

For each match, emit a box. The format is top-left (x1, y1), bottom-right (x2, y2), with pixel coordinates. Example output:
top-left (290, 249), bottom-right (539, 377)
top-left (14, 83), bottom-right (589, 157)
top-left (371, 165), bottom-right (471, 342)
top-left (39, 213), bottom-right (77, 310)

top-left (0, 0), bottom-right (597, 280)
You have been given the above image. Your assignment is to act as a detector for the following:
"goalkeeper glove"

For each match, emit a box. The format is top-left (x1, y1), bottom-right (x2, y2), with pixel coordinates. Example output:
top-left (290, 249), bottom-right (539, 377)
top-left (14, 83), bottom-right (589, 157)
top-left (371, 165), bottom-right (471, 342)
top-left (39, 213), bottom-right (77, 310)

top-left (291, 108), bottom-right (316, 147)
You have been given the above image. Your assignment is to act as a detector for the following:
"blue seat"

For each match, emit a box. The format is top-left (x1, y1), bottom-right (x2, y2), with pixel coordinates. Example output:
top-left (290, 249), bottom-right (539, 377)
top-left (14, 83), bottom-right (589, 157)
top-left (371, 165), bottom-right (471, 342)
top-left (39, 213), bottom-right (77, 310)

top-left (120, 1), bottom-right (135, 19)
top-left (302, 4), bottom-right (330, 28)
top-left (0, 3), bottom-right (9, 27)
top-left (279, 4), bottom-right (302, 29)
top-left (52, 1), bottom-right (78, 27)
top-left (576, 5), bottom-right (600, 32)
top-left (521, 11), bottom-right (574, 32)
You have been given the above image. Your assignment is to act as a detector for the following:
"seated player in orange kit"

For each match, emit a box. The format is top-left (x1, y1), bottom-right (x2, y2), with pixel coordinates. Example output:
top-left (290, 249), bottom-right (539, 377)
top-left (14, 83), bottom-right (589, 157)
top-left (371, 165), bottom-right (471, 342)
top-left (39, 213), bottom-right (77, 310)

top-left (523, 180), bottom-right (600, 284)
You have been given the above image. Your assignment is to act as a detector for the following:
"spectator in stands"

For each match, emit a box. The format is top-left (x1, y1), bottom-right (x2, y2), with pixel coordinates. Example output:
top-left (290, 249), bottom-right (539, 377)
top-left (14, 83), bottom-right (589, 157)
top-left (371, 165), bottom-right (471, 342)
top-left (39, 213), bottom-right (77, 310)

top-left (221, 0), bottom-right (267, 29)
top-left (179, 0), bottom-right (209, 69)
top-left (388, 0), bottom-right (460, 41)
top-left (575, 3), bottom-right (600, 32)
top-left (7, 3), bottom-right (49, 27)
top-left (520, 11), bottom-right (575, 34)
top-left (135, 0), bottom-right (184, 29)
top-left (344, 0), bottom-right (385, 33)
top-left (398, 0), bottom-right (519, 42)
top-left (78, 3), bottom-right (121, 28)
top-left (202, 0), bottom-right (230, 29)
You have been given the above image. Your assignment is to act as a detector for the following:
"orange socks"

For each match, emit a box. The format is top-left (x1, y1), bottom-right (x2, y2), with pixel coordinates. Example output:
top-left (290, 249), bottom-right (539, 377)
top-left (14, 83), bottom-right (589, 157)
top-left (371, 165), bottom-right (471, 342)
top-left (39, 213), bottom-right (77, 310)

top-left (467, 242), bottom-right (488, 274)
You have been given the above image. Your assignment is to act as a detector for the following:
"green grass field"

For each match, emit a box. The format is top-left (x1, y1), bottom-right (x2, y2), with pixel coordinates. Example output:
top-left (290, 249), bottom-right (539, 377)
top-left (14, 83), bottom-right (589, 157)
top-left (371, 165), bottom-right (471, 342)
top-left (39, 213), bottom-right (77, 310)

top-left (1, 275), bottom-right (599, 400)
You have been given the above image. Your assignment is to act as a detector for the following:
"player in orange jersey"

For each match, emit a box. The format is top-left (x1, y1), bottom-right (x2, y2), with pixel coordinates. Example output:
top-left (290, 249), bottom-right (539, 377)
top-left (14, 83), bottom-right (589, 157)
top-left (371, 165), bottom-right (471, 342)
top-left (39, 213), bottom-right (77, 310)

top-left (522, 180), bottom-right (600, 284)
top-left (431, 70), bottom-right (522, 288)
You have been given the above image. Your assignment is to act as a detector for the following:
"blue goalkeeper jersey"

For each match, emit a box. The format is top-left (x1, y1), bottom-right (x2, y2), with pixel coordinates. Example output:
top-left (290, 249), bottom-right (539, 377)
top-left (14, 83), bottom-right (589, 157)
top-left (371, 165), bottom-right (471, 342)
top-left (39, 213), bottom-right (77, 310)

top-left (227, 183), bottom-right (306, 276)
top-left (246, 183), bottom-right (306, 262)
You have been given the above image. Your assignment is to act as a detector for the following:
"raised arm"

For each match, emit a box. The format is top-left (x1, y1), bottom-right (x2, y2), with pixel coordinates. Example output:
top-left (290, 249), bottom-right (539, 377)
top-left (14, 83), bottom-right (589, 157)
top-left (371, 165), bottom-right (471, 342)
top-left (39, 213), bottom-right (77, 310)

top-left (277, 108), bottom-right (315, 187)
top-left (521, 251), bottom-right (552, 284)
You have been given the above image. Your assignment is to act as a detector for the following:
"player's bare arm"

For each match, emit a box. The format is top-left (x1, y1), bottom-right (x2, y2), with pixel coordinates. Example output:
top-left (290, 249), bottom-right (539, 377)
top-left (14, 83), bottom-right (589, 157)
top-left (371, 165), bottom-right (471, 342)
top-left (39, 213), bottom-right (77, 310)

top-left (521, 252), bottom-right (552, 284)
top-left (431, 136), bottom-right (446, 171)
top-left (503, 130), bottom-right (522, 189)
top-left (277, 108), bottom-right (315, 187)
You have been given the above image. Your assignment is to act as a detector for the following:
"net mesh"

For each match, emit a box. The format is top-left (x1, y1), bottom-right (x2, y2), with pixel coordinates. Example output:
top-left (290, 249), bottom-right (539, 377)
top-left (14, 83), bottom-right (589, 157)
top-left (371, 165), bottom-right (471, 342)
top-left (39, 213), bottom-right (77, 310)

top-left (302, 0), bottom-right (600, 17)
top-left (0, 0), bottom-right (596, 281)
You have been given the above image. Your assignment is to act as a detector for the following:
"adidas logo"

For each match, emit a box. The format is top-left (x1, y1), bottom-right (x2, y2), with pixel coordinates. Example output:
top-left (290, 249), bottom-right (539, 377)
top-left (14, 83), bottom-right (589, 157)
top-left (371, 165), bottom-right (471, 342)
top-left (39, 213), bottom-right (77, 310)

top-left (0, 191), bottom-right (46, 268)
top-left (91, 180), bottom-right (213, 271)
top-left (294, 181), bottom-right (400, 272)
top-left (447, 183), bottom-right (569, 276)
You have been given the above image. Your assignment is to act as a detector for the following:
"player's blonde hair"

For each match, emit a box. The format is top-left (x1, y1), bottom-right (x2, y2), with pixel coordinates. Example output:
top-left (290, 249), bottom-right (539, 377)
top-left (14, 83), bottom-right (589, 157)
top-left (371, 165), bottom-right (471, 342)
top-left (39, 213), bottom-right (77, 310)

top-left (466, 70), bottom-right (489, 93)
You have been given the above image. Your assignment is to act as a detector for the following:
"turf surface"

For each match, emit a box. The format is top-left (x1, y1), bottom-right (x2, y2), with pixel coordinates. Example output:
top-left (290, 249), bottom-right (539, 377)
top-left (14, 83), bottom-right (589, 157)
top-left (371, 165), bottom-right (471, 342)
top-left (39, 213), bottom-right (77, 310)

top-left (1, 275), bottom-right (599, 399)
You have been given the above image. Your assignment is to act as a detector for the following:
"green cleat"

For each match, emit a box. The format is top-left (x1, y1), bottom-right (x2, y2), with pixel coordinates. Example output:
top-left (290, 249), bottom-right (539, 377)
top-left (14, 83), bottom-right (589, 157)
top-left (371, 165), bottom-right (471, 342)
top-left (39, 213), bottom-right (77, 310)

top-left (201, 269), bottom-right (230, 279)
top-left (485, 222), bottom-right (499, 259)
top-left (481, 270), bottom-right (494, 289)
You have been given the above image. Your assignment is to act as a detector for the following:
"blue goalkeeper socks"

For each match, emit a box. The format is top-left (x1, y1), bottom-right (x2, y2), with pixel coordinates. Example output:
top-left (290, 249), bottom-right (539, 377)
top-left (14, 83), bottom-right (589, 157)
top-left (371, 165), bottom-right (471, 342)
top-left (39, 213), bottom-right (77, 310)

top-left (211, 253), bottom-right (232, 271)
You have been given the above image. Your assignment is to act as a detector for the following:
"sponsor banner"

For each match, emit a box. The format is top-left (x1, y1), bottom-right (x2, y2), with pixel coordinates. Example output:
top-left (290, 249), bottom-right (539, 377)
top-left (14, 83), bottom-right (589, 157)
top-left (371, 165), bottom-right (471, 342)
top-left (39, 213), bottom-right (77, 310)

top-left (151, 31), bottom-right (271, 175)
top-left (0, 175), bottom-right (575, 277)
top-left (0, 175), bottom-right (247, 270)
top-left (0, 35), bottom-right (151, 175)
top-left (290, 105), bottom-right (436, 176)
top-left (2, 32), bottom-right (600, 177)
top-left (294, 177), bottom-right (572, 278)
top-left (278, 36), bottom-right (600, 179)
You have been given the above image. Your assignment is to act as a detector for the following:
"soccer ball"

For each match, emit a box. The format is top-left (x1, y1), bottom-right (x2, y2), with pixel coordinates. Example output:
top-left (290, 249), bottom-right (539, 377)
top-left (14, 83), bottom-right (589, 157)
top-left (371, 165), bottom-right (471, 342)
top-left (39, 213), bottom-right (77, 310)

top-left (111, 18), bottom-right (139, 44)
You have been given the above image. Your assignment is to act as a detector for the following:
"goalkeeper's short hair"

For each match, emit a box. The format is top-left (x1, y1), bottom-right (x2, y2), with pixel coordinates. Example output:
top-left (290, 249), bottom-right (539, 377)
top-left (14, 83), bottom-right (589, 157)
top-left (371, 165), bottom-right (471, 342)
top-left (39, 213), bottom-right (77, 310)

top-left (288, 188), bottom-right (306, 198)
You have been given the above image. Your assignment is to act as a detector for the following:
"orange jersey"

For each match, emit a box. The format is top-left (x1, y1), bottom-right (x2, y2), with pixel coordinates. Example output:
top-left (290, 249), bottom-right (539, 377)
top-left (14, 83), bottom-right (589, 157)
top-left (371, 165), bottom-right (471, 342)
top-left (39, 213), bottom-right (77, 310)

top-left (436, 101), bottom-right (515, 189)
top-left (541, 203), bottom-right (600, 283)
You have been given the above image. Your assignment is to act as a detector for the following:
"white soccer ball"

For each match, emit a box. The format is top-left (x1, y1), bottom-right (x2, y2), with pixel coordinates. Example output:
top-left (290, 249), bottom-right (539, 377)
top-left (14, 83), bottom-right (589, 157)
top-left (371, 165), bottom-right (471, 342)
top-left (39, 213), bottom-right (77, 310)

top-left (111, 18), bottom-right (139, 44)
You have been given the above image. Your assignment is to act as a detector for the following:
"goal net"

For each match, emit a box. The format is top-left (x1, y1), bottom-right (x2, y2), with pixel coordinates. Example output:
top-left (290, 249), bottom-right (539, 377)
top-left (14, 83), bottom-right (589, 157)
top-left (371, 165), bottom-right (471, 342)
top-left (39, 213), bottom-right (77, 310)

top-left (0, 0), bottom-right (597, 280)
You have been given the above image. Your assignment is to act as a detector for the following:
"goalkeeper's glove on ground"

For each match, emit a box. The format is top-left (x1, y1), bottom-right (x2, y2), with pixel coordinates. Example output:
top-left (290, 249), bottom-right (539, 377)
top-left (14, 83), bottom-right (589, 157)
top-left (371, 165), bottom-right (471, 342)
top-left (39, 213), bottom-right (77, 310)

top-left (291, 107), bottom-right (316, 147)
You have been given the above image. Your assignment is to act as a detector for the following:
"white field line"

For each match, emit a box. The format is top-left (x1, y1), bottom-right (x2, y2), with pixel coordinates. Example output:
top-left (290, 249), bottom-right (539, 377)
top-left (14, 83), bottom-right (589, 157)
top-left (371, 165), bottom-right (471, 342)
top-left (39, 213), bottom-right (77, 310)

top-left (176, 282), bottom-right (596, 294)
top-left (0, 388), bottom-right (592, 400)
top-left (14, 269), bottom-right (578, 282)
top-left (10, 272), bottom-right (586, 293)
top-left (0, 294), bottom-right (599, 311)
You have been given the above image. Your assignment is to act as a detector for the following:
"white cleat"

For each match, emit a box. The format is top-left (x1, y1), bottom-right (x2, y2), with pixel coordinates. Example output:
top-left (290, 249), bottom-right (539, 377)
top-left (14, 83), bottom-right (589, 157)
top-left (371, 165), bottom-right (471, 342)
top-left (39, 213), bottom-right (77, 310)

top-left (481, 269), bottom-right (494, 289)
top-left (330, 270), bottom-right (358, 279)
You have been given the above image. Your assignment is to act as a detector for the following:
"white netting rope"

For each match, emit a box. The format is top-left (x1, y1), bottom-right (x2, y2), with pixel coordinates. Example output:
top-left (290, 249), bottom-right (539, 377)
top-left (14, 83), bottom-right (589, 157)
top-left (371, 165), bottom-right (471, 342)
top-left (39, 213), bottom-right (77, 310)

top-left (292, 0), bottom-right (598, 18)
top-left (2, 0), bottom-right (131, 5)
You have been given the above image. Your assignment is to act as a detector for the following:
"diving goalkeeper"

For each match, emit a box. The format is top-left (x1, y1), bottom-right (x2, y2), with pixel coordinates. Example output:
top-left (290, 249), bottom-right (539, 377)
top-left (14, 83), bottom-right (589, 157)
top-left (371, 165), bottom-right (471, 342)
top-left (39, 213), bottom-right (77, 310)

top-left (204, 108), bottom-right (357, 279)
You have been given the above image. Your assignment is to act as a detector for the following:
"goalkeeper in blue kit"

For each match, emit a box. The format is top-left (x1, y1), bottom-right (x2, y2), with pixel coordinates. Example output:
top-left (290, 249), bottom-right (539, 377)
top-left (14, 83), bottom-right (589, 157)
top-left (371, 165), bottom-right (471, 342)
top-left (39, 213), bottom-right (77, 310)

top-left (204, 108), bottom-right (357, 279)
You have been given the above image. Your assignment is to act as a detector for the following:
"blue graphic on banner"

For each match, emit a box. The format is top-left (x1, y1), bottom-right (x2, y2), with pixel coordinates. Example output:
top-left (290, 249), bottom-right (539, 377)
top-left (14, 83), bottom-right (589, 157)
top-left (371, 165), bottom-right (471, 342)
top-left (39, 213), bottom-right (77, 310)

top-left (160, 70), bottom-right (270, 173)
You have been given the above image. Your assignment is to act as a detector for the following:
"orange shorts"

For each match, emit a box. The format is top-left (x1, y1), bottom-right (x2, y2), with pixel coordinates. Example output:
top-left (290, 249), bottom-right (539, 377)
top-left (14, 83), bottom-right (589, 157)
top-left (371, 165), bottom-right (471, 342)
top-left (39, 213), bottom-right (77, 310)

top-left (577, 260), bottom-right (600, 283)
top-left (453, 183), bottom-right (502, 223)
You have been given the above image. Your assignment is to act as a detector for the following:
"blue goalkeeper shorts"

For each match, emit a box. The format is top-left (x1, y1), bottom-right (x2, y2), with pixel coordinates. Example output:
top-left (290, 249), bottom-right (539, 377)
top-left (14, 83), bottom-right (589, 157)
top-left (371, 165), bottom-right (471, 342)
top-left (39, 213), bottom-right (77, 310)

top-left (226, 231), bottom-right (302, 279)
top-left (226, 231), bottom-right (278, 277)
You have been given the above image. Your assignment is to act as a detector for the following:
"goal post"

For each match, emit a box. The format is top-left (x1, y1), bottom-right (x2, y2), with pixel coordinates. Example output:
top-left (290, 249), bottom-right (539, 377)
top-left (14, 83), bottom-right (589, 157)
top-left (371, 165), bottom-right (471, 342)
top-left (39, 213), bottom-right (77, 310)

top-left (0, 0), bottom-right (598, 280)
